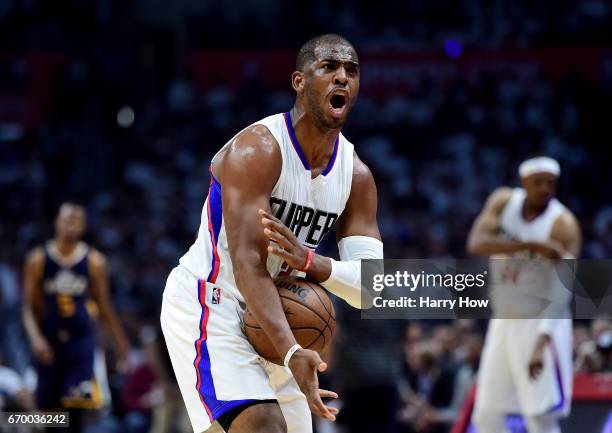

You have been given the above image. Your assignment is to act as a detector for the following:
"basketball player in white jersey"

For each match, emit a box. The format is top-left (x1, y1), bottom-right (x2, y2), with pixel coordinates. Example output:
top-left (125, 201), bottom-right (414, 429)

top-left (467, 157), bottom-right (581, 433)
top-left (161, 34), bottom-right (383, 433)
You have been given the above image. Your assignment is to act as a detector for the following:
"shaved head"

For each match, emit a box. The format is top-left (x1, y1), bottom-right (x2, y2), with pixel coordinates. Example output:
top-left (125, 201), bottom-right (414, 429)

top-left (296, 34), bottom-right (356, 71)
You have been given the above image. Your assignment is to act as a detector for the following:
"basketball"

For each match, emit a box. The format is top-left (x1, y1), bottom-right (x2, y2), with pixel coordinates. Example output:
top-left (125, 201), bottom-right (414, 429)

top-left (244, 277), bottom-right (336, 365)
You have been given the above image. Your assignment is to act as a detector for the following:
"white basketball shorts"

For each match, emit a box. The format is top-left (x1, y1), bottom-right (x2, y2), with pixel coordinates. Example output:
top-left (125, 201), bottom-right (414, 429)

top-left (474, 319), bottom-right (573, 418)
top-left (160, 265), bottom-right (311, 433)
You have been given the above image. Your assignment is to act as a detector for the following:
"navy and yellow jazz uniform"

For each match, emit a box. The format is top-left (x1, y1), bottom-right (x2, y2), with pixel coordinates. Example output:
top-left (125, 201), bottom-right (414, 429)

top-left (36, 242), bottom-right (102, 410)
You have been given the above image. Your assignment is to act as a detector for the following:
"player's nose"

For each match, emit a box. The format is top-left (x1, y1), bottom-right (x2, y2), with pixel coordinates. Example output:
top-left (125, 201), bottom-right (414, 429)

top-left (333, 67), bottom-right (349, 86)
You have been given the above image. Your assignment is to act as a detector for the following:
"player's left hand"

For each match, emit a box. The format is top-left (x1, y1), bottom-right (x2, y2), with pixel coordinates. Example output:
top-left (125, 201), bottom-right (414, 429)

top-left (528, 334), bottom-right (550, 380)
top-left (288, 348), bottom-right (338, 421)
top-left (259, 209), bottom-right (309, 270)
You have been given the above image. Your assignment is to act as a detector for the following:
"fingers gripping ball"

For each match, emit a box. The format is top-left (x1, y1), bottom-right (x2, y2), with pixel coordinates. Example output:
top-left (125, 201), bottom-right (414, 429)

top-left (244, 277), bottom-right (336, 365)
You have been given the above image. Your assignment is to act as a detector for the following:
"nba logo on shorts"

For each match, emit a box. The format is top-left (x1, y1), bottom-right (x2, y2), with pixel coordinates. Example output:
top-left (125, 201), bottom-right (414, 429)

top-left (212, 287), bottom-right (221, 305)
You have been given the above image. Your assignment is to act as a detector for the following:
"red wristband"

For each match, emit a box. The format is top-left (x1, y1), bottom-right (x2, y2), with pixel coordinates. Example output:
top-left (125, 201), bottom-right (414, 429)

top-left (299, 249), bottom-right (314, 273)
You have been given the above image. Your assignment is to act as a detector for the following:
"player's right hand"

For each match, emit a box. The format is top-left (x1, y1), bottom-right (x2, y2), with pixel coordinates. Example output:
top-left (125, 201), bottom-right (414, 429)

top-left (529, 241), bottom-right (565, 259)
top-left (287, 348), bottom-right (338, 421)
top-left (32, 336), bottom-right (54, 364)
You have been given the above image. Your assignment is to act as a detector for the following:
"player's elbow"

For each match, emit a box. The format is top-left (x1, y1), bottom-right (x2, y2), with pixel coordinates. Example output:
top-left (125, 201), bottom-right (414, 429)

top-left (466, 241), bottom-right (478, 256)
top-left (466, 237), bottom-right (485, 257)
top-left (232, 256), bottom-right (267, 294)
top-left (232, 267), bottom-right (252, 292)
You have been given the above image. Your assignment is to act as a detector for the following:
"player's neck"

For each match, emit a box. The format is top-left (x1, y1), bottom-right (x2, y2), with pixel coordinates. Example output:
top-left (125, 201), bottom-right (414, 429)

top-left (289, 107), bottom-right (339, 172)
top-left (54, 238), bottom-right (80, 257)
top-left (522, 200), bottom-right (548, 221)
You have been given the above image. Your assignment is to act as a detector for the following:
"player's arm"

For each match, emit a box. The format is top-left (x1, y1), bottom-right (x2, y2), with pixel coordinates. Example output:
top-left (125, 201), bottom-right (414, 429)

top-left (529, 210), bottom-right (582, 379)
top-left (22, 247), bottom-right (54, 364)
top-left (324, 153), bottom-right (383, 306)
top-left (216, 126), bottom-right (336, 421)
top-left (550, 210), bottom-right (582, 258)
top-left (261, 152), bottom-right (383, 308)
top-left (466, 187), bottom-right (520, 256)
top-left (88, 249), bottom-right (130, 366)
top-left (335, 153), bottom-right (382, 240)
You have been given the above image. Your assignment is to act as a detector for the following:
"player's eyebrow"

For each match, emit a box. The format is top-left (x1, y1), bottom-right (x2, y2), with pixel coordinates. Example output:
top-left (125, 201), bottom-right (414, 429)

top-left (320, 58), bottom-right (360, 68)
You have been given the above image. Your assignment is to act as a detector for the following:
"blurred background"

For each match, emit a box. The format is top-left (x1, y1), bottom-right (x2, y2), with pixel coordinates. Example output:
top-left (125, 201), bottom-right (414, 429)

top-left (1, 1), bottom-right (612, 432)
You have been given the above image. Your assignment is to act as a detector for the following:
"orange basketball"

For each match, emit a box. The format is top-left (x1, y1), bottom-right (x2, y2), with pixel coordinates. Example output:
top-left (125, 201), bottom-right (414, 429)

top-left (244, 277), bottom-right (336, 365)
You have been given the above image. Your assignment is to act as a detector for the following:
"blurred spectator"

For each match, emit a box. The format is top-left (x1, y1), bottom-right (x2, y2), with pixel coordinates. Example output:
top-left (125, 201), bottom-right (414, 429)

top-left (431, 325), bottom-right (460, 369)
top-left (399, 326), bottom-right (482, 433)
top-left (121, 326), bottom-right (173, 433)
top-left (0, 352), bottom-right (34, 412)
top-left (0, 259), bottom-right (31, 376)
top-left (573, 323), bottom-right (590, 354)
top-left (576, 317), bottom-right (612, 373)
top-left (400, 339), bottom-right (453, 433)
top-left (149, 330), bottom-right (191, 433)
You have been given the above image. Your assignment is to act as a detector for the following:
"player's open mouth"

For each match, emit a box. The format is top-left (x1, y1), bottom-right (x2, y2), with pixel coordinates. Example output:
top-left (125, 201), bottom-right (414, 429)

top-left (329, 93), bottom-right (347, 117)
top-left (330, 94), bottom-right (346, 109)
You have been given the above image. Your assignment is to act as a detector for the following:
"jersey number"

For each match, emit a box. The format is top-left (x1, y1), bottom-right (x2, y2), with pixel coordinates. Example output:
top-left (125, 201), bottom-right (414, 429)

top-left (278, 261), bottom-right (294, 277)
top-left (57, 294), bottom-right (76, 317)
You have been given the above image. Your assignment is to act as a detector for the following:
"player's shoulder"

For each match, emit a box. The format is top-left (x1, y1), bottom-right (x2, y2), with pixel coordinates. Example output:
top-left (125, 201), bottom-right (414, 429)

top-left (550, 203), bottom-right (581, 256)
top-left (214, 120), bottom-right (282, 186)
top-left (553, 206), bottom-right (581, 233)
top-left (237, 124), bottom-right (279, 150)
top-left (351, 149), bottom-right (375, 187)
top-left (25, 246), bottom-right (46, 266)
top-left (87, 247), bottom-right (107, 269)
top-left (224, 123), bottom-right (281, 166)
top-left (485, 186), bottom-right (514, 211)
top-left (232, 112), bottom-right (285, 152)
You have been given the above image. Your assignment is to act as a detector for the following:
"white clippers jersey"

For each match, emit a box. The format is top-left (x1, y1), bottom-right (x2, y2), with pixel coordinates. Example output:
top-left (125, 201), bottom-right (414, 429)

top-left (179, 112), bottom-right (354, 302)
top-left (489, 188), bottom-right (571, 318)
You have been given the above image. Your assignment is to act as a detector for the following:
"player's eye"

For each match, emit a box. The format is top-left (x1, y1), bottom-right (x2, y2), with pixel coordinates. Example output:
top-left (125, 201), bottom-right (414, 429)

top-left (323, 63), bottom-right (335, 71)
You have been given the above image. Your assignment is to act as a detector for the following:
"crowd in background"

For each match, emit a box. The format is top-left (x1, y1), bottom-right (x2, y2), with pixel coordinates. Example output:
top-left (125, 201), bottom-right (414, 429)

top-left (1, 0), bottom-right (612, 52)
top-left (1, 1), bottom-right (612, 432)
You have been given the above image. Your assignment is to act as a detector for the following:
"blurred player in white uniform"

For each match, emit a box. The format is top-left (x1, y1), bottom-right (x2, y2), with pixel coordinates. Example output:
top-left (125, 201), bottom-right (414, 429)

top-left (161, 34), bottom-right (383, 433)
top-left (467, 157), bottom-right (581, 433)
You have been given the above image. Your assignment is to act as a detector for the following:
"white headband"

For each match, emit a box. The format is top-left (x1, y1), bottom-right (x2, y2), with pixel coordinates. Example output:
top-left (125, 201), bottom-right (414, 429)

top-left (518, 157), bottom-right (560, 178)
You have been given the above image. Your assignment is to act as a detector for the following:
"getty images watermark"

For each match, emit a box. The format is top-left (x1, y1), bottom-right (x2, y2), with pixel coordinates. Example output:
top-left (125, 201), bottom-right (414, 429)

top-left (372, 269), bottom-right (488, 309)
top-left (360, 259), bottom-right (612, 319)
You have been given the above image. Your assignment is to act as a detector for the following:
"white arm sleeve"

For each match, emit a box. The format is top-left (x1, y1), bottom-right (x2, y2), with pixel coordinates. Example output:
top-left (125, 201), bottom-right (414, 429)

top-left (320, 236), bottom-right (383, 309)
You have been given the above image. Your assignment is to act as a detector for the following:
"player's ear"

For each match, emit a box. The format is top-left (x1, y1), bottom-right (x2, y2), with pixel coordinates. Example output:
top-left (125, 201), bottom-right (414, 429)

top-left (292, 71), bottom-right (304, 93)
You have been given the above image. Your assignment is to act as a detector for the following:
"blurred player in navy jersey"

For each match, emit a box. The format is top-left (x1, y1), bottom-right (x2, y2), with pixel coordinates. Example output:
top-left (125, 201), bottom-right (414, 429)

top-left (22, 203), bottom-right (130, 432)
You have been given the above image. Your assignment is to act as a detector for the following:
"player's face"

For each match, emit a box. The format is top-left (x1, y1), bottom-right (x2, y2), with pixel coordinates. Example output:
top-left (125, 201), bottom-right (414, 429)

top-left (302, 44), bottom-right (360, 129)
top-left (521, 172), bottom-right (557, 208)
top-left (55, 206), bottom-right (86, 241)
